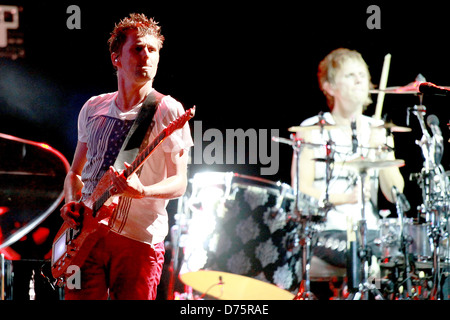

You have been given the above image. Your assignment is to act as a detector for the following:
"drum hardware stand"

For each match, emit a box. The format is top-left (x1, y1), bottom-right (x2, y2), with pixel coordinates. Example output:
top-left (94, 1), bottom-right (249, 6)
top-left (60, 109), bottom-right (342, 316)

top-left (291, 136), bottom-right (335, 300)
top-left (289, 136), bottom-right (315, 300)
top-left (392, 186), bottom-right (415, 299)
top-left (398, 230), bottom-right (415, 300)
top-left (1, 253), bottom-right (5, 300)
top-left (427, 200), bottom-right (448, 300)
top-left (347, 168), bottom-right (384, 300)
top-left (408, 100), bottom-right (447, 300)
top-left (274, 121), bottom-right (336, 300)
top-left (168, 194), bottom-right (189, 300)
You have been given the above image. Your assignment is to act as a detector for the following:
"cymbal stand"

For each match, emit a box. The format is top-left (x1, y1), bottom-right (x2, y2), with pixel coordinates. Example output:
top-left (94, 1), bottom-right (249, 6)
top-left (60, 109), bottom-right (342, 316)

top-left (167, 194), bottom-right (189, 300)
top-left (315, 112), bottom-right (335, 215)
top-left (289, 136), bottom-right (315, 300)
top-left (271, 134), bottom-right (315, 299)
top-left (408, 102), bottom-right (446, 299)
top-left (348, 167), bottom-right (384, 300)
top-left (292, 136), bottom-right (334, 300)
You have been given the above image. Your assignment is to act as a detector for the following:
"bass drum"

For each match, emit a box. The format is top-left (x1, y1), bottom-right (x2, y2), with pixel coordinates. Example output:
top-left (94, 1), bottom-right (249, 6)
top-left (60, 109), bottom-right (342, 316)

top-left (179, 172), bottom-right (301, 299)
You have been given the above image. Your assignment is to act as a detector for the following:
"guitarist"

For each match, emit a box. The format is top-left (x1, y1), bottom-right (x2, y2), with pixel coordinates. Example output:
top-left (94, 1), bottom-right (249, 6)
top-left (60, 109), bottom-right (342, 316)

top-left (59, 13), bottom-right (193, 300)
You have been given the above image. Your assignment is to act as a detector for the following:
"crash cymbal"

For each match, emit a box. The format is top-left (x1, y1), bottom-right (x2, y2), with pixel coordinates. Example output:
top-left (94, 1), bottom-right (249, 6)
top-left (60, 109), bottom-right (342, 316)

top-left (370, 80), bottom-right (423, 94)
top-left (180, 270), bottom-right (294, 300)
top-left (337, 158), bottom-right (405, 170)
top-left (373, 122), bottom-right (412, 133)
top-left (371, 82), bottom-right (450, 95)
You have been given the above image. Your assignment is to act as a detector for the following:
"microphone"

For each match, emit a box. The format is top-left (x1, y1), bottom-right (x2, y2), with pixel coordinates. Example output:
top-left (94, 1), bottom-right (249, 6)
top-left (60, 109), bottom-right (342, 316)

top-left (398, 193), bottom-right (411, 212)
top-left (427, 114), bottom-right (444, 165)
top-left (418, 82), bottom-right (450, 96)
top-left (392, 186), bottom-right (411, 212)
top-left (427, 114), bottom-right (442, 137)
top-left (351, 118), bottom-right (358, 154)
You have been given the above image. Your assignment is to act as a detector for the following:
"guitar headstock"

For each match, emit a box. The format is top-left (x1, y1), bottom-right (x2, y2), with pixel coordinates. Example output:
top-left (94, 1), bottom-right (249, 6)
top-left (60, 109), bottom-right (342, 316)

top-left (166, 106), bottom-right (196, 135)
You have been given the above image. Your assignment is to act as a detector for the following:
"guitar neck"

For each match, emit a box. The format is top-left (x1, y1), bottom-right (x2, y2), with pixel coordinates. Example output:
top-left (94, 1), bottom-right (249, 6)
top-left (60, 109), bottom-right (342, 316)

top-left (125, 129), bottom-right (167, 178)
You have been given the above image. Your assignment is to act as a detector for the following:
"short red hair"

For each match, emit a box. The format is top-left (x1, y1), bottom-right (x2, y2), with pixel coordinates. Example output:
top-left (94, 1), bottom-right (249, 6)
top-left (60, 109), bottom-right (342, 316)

top-left (108, 13), bottom-right (165, 56)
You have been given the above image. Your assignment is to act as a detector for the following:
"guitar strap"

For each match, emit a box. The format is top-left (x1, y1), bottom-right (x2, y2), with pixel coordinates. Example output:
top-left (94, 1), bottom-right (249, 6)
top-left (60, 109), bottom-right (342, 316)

top-left (113, 89), bottom-right (165, 171)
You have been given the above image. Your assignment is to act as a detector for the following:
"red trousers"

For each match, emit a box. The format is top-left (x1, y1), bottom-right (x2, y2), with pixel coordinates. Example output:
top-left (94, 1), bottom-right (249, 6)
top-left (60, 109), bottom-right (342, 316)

top-left (64, 231), bottom-right (165, 300)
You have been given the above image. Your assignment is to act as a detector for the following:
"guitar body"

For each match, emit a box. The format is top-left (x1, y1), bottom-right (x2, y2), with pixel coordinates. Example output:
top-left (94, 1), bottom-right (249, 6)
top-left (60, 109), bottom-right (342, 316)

top-left (51, 171), bottom-right (116, 279)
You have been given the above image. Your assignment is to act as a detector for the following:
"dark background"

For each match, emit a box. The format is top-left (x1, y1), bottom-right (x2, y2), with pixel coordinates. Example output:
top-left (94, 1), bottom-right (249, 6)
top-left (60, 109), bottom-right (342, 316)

top-left (0, 1), bottom-right (449, 299)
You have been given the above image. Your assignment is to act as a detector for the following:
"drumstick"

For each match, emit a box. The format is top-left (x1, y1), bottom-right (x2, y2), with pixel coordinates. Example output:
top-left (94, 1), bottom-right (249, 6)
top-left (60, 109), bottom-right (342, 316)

top-left (373, 53), bottom-right (391, 120)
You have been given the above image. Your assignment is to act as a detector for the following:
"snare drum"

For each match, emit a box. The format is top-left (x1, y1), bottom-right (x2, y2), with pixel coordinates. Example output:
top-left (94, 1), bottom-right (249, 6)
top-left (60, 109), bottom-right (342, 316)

top-left (180, 172), bottom-right (301, 294)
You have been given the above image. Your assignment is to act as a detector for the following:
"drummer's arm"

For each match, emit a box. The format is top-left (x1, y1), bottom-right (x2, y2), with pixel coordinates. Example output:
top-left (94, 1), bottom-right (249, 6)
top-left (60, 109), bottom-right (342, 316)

top-left (378, 135), bottom-right (405, 203)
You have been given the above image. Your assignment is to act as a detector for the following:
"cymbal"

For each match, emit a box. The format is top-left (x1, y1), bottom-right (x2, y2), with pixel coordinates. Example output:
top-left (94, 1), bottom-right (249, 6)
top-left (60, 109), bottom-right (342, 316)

top-left (288, 118), bottom-right (339, 133)
top-left (373, 122), bottom-right (412, 133)
top-left (337, 158), bottom-right (405, 170)
top-left (179, 270), bottom-right (294, 300)
top-left (288, 124), bottom-right (337, 132)
top-left (371, 81), bottom-right (450, 95)
top-left (370, 80), bottom-right (422, 94)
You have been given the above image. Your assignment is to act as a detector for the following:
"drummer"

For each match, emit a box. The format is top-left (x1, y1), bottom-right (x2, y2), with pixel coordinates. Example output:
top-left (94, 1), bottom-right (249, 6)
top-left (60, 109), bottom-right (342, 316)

top-left (291, 48), bottom-right (405, 292)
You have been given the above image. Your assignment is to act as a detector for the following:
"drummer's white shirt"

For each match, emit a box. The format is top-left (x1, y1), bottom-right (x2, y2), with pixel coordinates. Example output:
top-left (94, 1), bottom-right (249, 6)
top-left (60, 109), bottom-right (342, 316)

top-left (299, 112), bottom-right (385, 231)
top-left (78, 90), bottom-right (194, 245)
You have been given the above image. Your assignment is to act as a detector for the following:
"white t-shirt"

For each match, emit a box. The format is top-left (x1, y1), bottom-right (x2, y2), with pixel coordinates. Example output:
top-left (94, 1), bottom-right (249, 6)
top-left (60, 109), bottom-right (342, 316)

top-left (78, 90), bottom-right (193, 245)
top-left (298, 112), bottom-right (384, 231)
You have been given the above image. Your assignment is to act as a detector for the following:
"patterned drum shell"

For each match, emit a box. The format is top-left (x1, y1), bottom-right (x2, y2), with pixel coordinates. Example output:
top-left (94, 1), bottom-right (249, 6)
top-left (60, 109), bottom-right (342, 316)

top-left (180, 172), bottom-right (302, 293)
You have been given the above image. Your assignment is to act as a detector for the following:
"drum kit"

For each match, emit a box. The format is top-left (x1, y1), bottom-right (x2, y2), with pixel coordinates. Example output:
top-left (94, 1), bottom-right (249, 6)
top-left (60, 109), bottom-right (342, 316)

top-left (171, 75), bottom-right (449, 301)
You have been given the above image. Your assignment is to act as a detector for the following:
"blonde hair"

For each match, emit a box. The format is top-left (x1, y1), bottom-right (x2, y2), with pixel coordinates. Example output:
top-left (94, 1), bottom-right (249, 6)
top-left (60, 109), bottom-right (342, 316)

top-left (317, 48), bottom-right (374, 110)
